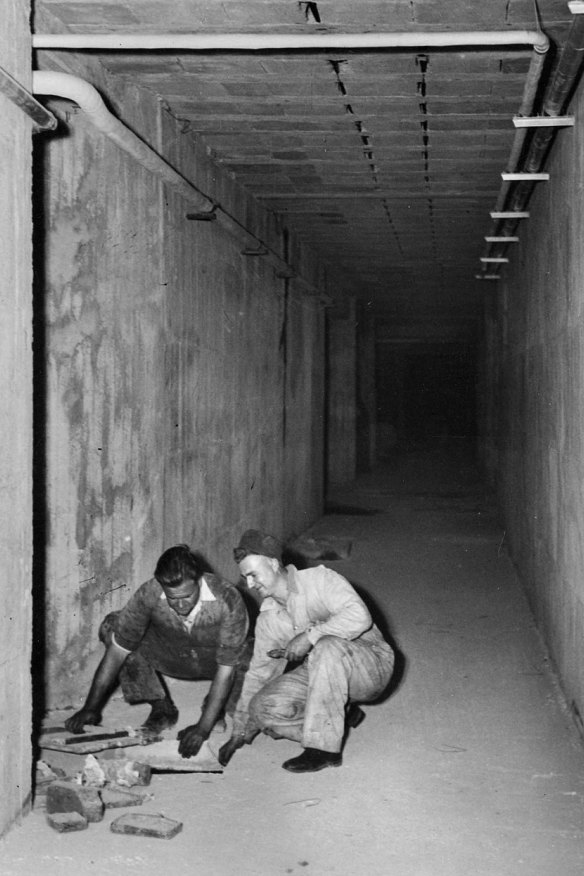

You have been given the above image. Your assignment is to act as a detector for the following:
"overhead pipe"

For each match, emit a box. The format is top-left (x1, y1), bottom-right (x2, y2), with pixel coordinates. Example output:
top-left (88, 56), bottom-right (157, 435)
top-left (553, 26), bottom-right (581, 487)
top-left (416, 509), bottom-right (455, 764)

top-left (492, 44), bottom-right (550, 213)
top-left (32, 30), bottom-right (550, 52)
top-left (487, 13), bottom-right (584, 263)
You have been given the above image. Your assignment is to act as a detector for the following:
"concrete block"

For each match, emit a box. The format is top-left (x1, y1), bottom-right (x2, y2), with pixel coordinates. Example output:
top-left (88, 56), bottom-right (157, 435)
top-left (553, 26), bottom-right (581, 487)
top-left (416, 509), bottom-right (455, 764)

top-left (46, 780), bottom-right (105, 823)
top-left (110, 812), bottom-right (183, 839)
top-left (46, 811), bottom-right (89, 832)
top-left (132, 739), bottom-right (222, 772)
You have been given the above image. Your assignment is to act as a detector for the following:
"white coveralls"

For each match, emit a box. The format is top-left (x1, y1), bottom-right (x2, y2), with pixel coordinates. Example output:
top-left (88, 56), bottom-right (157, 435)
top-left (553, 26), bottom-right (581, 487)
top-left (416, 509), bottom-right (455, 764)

top-left (232, 564), bottom-right (395, 753)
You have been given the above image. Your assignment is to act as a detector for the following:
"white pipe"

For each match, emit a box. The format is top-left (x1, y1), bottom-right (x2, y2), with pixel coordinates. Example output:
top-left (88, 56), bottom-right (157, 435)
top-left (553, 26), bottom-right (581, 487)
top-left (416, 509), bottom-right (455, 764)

top-left (33, 30), bottom-right (549, 51)
top-left (32, 71), bottom-right (214, 214)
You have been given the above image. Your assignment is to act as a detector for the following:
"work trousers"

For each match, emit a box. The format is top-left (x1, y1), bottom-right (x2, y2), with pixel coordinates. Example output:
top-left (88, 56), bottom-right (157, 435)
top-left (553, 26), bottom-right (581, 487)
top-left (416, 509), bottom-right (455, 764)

top-left (99, 611), bottom-right (250, 714)
top-left (248, 635), bottom-right (394, 753)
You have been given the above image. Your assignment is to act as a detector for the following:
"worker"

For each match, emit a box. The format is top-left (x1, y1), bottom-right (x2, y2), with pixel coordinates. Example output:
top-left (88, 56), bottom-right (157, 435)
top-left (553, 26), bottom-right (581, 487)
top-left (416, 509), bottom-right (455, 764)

top-left (218, 529), bottom-right (394, 773)
top-left (64, 543), bottom-right (250, 759)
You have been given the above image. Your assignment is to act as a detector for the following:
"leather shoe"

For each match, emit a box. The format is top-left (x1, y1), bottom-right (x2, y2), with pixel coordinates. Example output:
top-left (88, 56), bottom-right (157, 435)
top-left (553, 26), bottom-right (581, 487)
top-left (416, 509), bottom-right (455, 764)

top-left (346, 703), bottom-right (365, 729)
top-left (282, 747), bottom-right (342, 773)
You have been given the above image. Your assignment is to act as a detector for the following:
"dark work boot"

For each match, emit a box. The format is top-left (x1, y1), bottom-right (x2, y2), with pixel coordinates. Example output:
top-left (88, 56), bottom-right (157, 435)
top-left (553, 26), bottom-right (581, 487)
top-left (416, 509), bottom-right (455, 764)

top-left (346, 703), bottom-right (366, 729)
top-left (141, 698), bottom-right (179, 737)
top-left (282, 747), bottom-right (342, 773)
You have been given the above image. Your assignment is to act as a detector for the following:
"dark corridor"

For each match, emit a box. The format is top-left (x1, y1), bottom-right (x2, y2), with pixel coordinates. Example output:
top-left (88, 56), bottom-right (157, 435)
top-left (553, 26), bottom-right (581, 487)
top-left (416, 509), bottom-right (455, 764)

top-left (376, 345), bottom-right (477, 454)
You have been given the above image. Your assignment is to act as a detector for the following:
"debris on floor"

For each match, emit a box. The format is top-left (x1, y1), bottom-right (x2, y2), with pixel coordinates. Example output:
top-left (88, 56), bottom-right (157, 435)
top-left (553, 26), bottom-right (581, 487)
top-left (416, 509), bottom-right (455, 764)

top-left (110, 812), bottom-right (183, 839)
top-left (102, 758), bottom-right (152, 787)
top-left (126, 738), bottom-right (223, 772)
top-left (80, 753), bottom-right (107, 787)
top-left (100, 786), bottom-right (148, 809)
top-left (288, 535), bottom-right (353, 561)
top-left (78, 753), bottom-right (152, 788)
top-left (35, 760), bottom-right (67, 794)
top-left (46, 811), bottom-right (89, 833)
top-left (46, 780), bottom-right (105, 823)
top-left (39, 755), bottom-right (155, 832)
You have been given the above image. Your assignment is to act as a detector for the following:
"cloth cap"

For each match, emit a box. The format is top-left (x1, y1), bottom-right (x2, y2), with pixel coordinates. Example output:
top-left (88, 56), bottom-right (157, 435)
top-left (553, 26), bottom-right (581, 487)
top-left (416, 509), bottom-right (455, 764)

top-left (233, 529), bottom-right (282, 563)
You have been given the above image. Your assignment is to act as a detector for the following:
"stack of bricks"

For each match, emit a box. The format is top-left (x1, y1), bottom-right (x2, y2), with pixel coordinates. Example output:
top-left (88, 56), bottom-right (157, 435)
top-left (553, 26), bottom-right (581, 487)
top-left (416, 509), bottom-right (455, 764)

top-left (45, 781), bottom-right (105, 832)
top-left (39, 758), bottom-right (152, 833)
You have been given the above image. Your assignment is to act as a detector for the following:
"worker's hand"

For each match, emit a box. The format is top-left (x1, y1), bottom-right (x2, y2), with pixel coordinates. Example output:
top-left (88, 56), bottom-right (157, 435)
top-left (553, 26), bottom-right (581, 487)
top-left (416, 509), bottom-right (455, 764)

top-left (283, 631), bottom-right (313, 662)
top-left (217, 731), bottom-right (256, 766)
top-left (176, 722), bottom-right (210, 759)
top-left (64, 708), bottom-right (102, 735)
top-left (217, 735), bottom-right (245, 766)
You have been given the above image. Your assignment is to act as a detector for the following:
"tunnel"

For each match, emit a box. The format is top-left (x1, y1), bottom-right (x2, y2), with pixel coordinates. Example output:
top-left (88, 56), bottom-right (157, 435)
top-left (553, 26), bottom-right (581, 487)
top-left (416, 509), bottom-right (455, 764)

top-left (2, 1), bottom-right (584, 872)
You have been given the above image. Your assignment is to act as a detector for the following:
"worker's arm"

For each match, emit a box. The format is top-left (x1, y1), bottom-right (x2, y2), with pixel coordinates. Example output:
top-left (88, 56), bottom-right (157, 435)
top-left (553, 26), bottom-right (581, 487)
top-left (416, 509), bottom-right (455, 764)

top-left (64, 642), bottom-right (129, 734)
top-left (177, 663), bottom-right (235, 758)
top-left (303, 568), bottom-right (372, 644)
top-left (217, 609), bottom-right (293, 767)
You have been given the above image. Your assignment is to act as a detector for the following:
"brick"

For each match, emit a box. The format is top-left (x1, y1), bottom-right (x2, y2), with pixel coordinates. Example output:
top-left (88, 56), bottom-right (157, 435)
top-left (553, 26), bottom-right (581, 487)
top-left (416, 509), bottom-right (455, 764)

top-left (46, 780), bottom-right (105, 823)
top-left (101, 787), bottom-right (145, 809)
top-left (46, 811), bottom-right (88, 833)
top-left (110, 812), bottom-right (183, 839)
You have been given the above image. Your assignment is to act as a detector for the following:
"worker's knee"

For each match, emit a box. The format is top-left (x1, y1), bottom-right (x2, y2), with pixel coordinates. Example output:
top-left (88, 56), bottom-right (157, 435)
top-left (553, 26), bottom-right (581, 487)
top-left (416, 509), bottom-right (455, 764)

top-left (249, 688), bottom-right (299, 725)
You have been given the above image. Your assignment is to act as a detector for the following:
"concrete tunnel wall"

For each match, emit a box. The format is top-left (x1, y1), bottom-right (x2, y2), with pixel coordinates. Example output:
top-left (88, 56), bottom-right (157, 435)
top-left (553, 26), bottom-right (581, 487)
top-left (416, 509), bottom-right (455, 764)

top-left (33, 51), bottom-right (344, 711)
top-left (0, 0), bottom-right (34, 839)
top-left (480, 73), bottom-right (584, 733)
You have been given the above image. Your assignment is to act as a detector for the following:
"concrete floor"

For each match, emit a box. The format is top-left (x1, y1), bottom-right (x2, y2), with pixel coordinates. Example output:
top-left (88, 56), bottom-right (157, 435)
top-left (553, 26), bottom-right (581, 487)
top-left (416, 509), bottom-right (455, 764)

top-left (2, 440), bottom-right (584, 875)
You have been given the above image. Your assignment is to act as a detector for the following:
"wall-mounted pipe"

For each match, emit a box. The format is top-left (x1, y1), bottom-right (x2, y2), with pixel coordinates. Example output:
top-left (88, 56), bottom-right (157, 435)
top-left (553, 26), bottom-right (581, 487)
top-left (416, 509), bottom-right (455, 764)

top-left (33, 30), bottom-right (550, 52)
top-left (492, 45), bottom-right (550, 212)
top-left (32, 71), bottom-right (295, 282)
top-left (33, 71), bottom-right (213, 213)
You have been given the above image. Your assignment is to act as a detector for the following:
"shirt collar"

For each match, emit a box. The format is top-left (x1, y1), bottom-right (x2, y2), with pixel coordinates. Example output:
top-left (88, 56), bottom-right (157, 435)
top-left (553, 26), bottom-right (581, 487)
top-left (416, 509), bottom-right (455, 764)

top-left (159, 575), bottom-right (217, 603)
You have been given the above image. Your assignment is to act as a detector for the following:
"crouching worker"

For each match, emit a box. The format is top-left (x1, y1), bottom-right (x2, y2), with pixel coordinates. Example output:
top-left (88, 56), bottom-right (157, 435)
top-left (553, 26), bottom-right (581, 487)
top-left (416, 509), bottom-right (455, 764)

top-left (64, 544), bottom-right (250, 759)
top-left (218, 530), bottom-right (394, 773)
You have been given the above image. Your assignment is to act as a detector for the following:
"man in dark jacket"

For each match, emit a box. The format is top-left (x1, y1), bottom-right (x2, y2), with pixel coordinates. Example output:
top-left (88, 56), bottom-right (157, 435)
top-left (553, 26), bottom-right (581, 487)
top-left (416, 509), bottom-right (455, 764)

top-left (64, 544), bottom-right (250, 758)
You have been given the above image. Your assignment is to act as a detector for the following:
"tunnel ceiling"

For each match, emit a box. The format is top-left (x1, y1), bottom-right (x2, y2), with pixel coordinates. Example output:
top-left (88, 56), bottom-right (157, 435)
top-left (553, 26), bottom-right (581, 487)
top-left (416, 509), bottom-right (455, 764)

top-left (34, 1), bottom-right (574, 344)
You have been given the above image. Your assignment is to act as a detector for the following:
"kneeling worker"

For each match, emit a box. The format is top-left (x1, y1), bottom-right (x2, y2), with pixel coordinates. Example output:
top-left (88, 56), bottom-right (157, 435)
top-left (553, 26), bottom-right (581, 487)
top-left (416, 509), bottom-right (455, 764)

top-left (65, 544), bottom-right (250, 759)
top-left (218, 530), bottom-right (394, 773)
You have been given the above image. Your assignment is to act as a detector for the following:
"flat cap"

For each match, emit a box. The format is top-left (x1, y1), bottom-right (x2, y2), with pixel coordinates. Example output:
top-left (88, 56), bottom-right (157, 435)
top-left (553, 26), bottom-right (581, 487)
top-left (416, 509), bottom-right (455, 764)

top-left (233, 529), bottom-right (282, 563)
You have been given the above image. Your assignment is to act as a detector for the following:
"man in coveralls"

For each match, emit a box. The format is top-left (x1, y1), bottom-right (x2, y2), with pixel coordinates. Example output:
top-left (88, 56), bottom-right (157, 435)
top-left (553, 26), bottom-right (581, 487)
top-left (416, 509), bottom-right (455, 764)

top-left (218, 530), bottom-right (394, 773)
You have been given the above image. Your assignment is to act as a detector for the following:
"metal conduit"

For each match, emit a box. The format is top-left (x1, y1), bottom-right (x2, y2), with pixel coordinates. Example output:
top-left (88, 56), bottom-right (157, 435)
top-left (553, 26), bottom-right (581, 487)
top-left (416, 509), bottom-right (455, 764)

top-left (493, 46), bottom-right (550, 212)
top-left (487, 14), bottom-right (584, 261)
